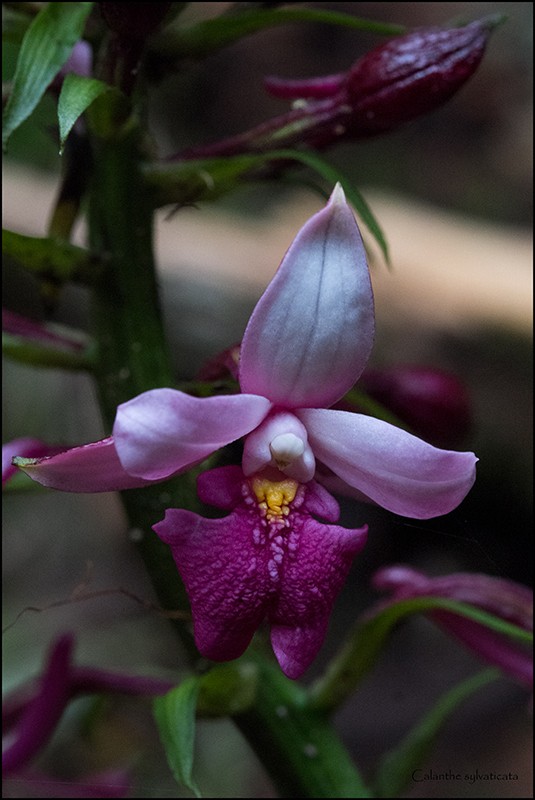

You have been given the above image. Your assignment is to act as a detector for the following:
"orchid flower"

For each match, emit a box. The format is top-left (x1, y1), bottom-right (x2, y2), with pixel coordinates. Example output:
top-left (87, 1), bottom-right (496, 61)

top-left (13, 184), bottom-right (477, 517)
top-left (12, 185), bottom-right (477, 677)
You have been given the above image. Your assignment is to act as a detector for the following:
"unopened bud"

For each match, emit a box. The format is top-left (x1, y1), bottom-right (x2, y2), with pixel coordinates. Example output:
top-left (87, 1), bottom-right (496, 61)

top-left (343, 17), bottom-right (501, 136)
top-left (178, 17), bottom-right (500, 160)
top-left (196, 344), bottom-right (241, 382)
top-left (100, 3), bottom-right (172, 42)
top-left (359, 365), bottom-right (472, 447)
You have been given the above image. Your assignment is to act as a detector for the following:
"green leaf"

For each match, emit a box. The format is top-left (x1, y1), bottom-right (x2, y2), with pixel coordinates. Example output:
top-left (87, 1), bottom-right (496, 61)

top-left (3, 229), bottom-right (99, 284)
top-left (144, 150), bottom-right (389, 263)
top-left (144, 153), bottom-right (264, 206)
top-left (263, 149), bottom-right (390, 265)
top-left (57, 74), bottom-right (111, 154)
top-left (153, 677), bottom-right (201, 798)
top-left (373, 669), bottom-right (500, 797)
top-left (155, 7), bottom-right (405, 60)
top-left (152, 664), bottom-right (257, 796)
top-left (2, 2), bottom-right (93, 150)
top-left (2, 331), bottom-right (95, 371)
top-left (310, 596), bottom-right (532, 712)
top-left (197, 661), bottom-right (258, 717)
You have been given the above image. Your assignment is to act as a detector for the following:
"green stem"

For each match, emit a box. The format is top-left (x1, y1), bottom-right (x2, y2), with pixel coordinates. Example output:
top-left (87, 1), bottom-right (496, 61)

top-left (86, 102), bottom-right (369, 798)
top-left (234, 654), bottom-right (372, 798)
top-left (87, 114), bottom-right (198, 657)
top-left (2, 331), bottom-right (96, 370)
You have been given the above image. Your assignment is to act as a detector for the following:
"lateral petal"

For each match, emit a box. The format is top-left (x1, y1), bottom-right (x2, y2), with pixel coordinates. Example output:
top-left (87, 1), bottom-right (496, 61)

top-left (113, 389), bottom-right (271, 480)
top-left (239, 184), bottom-right (374, 409)
top-left (299, 408), bottom-right (477, 519)
top-left (3, 437), bottom-right (64, 486)
top-left (12, 437), bottom-right (154, 492)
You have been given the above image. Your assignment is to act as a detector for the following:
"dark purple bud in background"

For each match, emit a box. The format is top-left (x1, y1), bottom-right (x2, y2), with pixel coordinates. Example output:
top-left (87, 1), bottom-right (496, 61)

top-left (342, 16), bottom-right (501, 136)
top-left (179, 16), bottom-right (501, 160)
top-left (358, 364), bottom-right (473, 448)
top-left (264, 71), bottom-right (346, 100)
top-left (100, 2), bottom-right (172, 42)
top-left (99, 3), bottom-right (173, 94)
top-left (196, 343), bottom-right (241, 382)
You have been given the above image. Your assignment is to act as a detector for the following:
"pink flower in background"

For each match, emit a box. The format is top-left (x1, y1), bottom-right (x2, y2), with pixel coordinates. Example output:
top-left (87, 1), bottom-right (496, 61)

top-left (3, 633), bottom-right (172, 796)
top-left (371, 566), bottom-right (533, 688)
top-left (356, 364), bottom-right (473, 447)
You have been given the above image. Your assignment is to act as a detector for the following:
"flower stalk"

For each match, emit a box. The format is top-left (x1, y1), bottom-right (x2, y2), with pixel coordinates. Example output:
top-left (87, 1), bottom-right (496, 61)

top-left (86, 102), bottom-right (199, 651)
top-left (84, 90), bottom-right (370, 798)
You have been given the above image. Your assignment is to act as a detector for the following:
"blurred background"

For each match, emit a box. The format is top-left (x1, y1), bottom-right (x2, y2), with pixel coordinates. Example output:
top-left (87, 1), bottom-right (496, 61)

top-left (3, 2), bottom-right (533, 797)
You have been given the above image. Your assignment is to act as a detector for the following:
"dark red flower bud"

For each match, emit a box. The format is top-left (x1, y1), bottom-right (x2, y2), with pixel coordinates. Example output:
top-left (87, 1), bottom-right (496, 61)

top-left (100, 3), bottom-right (172, 42)
top-left (100, 3), bottom-right (172, 94)
top-left (358, 364), bottom-right (472, 447)
top-left (176, 16), bottom-right (501, 161)
top-left (196, 343), bottom-right (241, 382)
top-left (343, 17), bottom-right (500, 136)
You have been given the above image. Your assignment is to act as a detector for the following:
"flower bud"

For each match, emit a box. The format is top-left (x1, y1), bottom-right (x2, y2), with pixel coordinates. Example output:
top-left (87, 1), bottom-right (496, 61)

top-left (99, 3), bottom-right (173, 94)
top-left (342, 17), bottom-right (500, 136)
top-left (178, 17), bottom-right (500, 160)
top-left (100, 3), bottom-right (172, 42)
top-left (48, 39), bottom-right (92, 95)
top-left (196, 343), bottom-right (241, 382)
top-left (358, 364), bottom-right (473, 448)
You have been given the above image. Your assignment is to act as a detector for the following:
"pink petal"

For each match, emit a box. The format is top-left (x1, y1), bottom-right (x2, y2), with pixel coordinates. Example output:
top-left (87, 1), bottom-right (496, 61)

top-left (12, 437), bottom-right (154, 492)
top-left (270, 516), bottom-right (367, 678)
top-left (2, 634), bottom-right (74, 774)
top-left (432, 613), bottom-right (533, 688)
top-left (239, 184), bottom-right (374, 409)
top-left (196, 464), bottom-right (246, 509)
top-left (372, 566), bottom-right (533, 688)
top-left (299, 408), bottom-right (477, 519)
top-left (154, 467), bottom-right (367, 678)
top-left (3, 437), bottom-right (62, 486)
top-left (373, 568), bottom-right (533, 630)
top-left (154, 508), bottom-right (270, 662)
top-left (113, 389), bottom-right (271, 480)
top-left (2, 309), bottom-right (87, 353)
top-left (300, 478), bottom-right (341, 523)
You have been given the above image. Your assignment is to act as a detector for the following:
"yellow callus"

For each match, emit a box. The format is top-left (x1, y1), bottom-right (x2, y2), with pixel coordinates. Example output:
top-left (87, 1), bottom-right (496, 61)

top-left (251, 476), bottom-right (298, 520)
